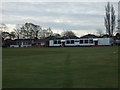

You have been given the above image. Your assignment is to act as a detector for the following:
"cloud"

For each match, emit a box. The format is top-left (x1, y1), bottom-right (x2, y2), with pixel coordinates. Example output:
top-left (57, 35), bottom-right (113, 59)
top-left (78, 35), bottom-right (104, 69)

top-left (2, 0), bottom-right (120, 2)
top-left (1, 2), bottom-right (118, 36)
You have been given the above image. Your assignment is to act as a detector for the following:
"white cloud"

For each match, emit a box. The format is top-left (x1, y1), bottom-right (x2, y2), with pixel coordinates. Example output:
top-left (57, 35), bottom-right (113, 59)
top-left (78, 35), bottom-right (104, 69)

top-left (2, 0), bottom-right (120, 2)
top-left (1, 2), bottom-right (118, 36)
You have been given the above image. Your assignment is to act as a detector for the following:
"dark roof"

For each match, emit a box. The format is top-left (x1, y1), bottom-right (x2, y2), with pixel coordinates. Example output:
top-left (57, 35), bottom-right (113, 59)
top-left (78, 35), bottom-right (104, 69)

top-left (101, 34), bottom-right (110, 38)
top-left (45, 36), bottom-right (79, 40)
top-left (45, 36), bottom-right (59, 40)
top-left (14, 39), bottom-right (34, 41)
top-left (61, 36), bottom-right (79, 39)
top-left (80, 34), bottom-right (99, 38)
top-left (34, 39), bottom-right (48, 42)
top-left (5, 39), bottom-right (13, 41)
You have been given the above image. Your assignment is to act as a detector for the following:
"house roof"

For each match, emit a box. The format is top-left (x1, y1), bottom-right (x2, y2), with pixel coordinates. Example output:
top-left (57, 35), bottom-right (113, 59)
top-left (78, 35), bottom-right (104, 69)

top-left (80, 34), bottom-right (99, 38)
top-left (45, 36), bottom-right (79, 40)
top-left (14, 39), bottom-right (34, 41)
top-left (61, 36), bottom-right (79, 39)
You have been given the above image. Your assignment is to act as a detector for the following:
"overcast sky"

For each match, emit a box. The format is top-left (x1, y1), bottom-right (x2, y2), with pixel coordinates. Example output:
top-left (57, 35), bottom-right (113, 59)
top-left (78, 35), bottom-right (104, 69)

top-left (1, 1), bottom-right (118, 36)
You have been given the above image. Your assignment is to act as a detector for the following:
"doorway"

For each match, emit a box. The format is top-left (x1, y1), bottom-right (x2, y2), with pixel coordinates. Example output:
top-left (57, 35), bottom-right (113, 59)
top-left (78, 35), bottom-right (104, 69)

top-left (61, 42), bottom-right (65, 47)
top-left (94, 41), bottom-right (98, 46)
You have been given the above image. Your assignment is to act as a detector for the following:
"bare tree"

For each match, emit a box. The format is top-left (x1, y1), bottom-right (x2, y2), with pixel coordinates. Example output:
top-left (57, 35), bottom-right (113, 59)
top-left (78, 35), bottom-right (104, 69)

top-left (104, 2), bottom-right (116, 37)
top-left (13, 23), bottom-right (53, 39)
top-left (39, 27), bottom-right (53, 38)
top-left (1, 32), bottom-right (9, 40)
top-left (61, 31), bottom-right (76, 38)
top-left (0, 24), bottom-right (8, 33)
top-left (20, 23), bottom-right (42, 39)
top-left (9, 32), bottom-right (16, 40)
top-left (111, 5), bottom-right (116, 36)
top-left (96, 29), bottom-right (104, 36)
top-left (20, 23), bottom-right (33, 39)
top-left (2, 31), bottom-right (16, 40)
top-left (14, 24), bottom-right (23, 39)
top-left (53, 33), bottom-right (61, 37)
top-left (30, 24), bottom-right (42, 39)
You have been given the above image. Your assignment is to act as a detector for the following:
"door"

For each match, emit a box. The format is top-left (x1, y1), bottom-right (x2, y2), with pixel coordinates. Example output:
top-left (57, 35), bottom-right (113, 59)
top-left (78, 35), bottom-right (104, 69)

top-left (94, 41), bottom-right (98, 46)
top-left (61, 42), bottom-right (65, 47)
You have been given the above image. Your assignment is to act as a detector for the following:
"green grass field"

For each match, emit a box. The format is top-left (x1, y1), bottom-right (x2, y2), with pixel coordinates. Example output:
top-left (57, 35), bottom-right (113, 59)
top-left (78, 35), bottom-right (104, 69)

top-left (2, 46), bottom-right (118, 88)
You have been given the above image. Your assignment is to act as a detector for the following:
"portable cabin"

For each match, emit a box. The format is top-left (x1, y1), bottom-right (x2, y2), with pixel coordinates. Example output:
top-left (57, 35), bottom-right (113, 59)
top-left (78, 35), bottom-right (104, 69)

top-left (93, 38), bottom-right (114, 46)
top-left (49, 37), bottom-right (114, 47)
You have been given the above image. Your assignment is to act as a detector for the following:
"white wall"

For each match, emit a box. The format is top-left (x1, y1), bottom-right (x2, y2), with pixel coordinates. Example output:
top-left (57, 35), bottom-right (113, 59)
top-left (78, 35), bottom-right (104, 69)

top-left (21, 45), bottom-right (31, 47)
top-left (49, 40), bottom-right (54, 46)
top-left (98, 38), bottom-right (112, 45)
top-left (10, 44), bottom-right (32, 48)
top-left (49, 38), bottom-right (113, 46)
top-left (10, 45), bottom-right (19, 48)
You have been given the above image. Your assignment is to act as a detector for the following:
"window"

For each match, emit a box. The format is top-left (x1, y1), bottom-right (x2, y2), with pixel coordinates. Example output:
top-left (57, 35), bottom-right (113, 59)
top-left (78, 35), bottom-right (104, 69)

top-left (26, 42), bottom-right (28, 45)
top-left (54, 40), bottom-right (57, 44)
top-left (17, 42), bottom-right (20, 45)
top-left (23, 42), bottom-right (25, 45)
top-left (58, 40), bottom-right (61, 44)
top-left (75, 40), bottom-right (79, 42)
top-left (80, 40), bottom-right (83, 44)
top-left (89, 39), bottom-right (93, 43)
top-left (85, 40), bottom-right (88, 43)
top-left (71, 40), bottom-right (74, 44)
top-left (66, 40), bottom-right (70, 44)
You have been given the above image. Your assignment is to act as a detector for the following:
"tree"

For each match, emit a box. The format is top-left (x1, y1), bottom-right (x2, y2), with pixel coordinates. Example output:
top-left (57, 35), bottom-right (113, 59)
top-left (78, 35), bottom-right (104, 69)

top-left (96, 29), bottom-right (104, 37)
top-left (53, 33), bottom-right (61, 37)
top-left (20, 23), bottom-right (42, 39)
top-left (14, 24), bottom-right (23, 39)
top-left (61, 31), bottom-right (76, 38)
top-left (30, 24), bottom-right (42, 39)
top-left (2, 31), bottom-right (16, 40)
top-left (9, 32), bottom-right (16, 40)
top-left (47, 27), bottom-right (53, 36)
top-left (39, 27), bottom-right (53, 38)
top-left (0, 24), bottom-right (7, 32)
top-left (1, 32), bottom-right (10, 40)
top-left (20, 23), bottom-right (32, 39)
top-left (13, 22), bottom-right (53, 39)
top-left (24, 23), bottom-right (31, 39)
top-left (115, 33), bottom-right (120, 39)
top-left (104, 2), bottom-right (116, 37)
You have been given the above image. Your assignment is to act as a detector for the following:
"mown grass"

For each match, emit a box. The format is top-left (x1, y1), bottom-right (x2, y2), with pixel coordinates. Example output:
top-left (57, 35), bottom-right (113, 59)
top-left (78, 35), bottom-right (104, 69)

top-left (2, 46), bottom-right (118, 88)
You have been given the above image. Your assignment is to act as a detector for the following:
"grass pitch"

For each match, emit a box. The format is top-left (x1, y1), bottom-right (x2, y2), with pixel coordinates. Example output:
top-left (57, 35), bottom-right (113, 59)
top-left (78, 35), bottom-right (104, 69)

top-left (2, 46), bottom-right (118, 88)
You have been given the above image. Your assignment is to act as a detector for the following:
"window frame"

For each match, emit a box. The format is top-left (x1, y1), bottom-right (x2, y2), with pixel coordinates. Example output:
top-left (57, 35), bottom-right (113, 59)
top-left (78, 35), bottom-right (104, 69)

top-left (54, 40), bottom-right (57, 44)
top-left (58, 40), bottom-right (61, 44)
top-left (66, 40), bottom-right (71, 44)
top-left (89, 39), bottom-right (93, 43)
top-left (71, 40), bottom-right (74, 44)
top-left (80, 40), bottom-right (83, 44)
top-left (84, 40), bottom-right (88, 43)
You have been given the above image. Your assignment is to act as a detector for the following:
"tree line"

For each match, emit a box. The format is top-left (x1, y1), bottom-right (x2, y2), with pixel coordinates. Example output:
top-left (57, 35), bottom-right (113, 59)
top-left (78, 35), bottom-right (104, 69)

top-left (1, 23), bottom-right (54, 40)
top-left (0, 23), bottom-right (77, 40)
